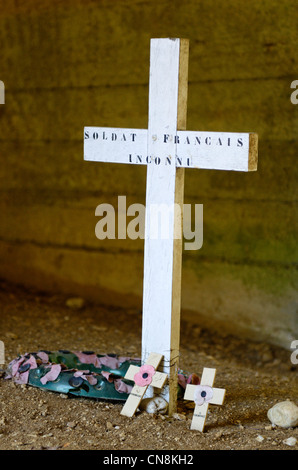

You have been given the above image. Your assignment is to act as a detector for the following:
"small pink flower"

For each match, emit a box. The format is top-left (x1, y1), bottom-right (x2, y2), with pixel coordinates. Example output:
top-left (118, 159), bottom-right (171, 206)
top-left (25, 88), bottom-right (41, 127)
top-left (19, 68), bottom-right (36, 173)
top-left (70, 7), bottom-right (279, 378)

top-left (194, 385), bottom-right (213, 406)
top-left (134, 364), bottom-right (156, 387)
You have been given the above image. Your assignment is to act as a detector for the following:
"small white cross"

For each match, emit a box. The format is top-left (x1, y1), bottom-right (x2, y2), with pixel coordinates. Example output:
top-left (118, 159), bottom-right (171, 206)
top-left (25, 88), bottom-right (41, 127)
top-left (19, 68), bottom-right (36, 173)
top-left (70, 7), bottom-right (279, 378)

top-left (120, 352), bottom-right (168, 417)
top-left (184, 367), bottom-right (226, 432)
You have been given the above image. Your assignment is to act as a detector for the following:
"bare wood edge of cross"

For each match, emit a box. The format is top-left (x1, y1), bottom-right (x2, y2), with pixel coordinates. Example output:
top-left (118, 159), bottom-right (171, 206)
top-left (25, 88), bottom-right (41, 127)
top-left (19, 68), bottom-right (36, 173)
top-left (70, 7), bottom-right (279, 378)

top-left (0, 340), bottom-right (4, 365)
top-left (249, 133), bottom-right (258, 171)
top-left (84, 37), bottom-right (259, 418)
top-left (184, 367), bottom-right (226, 432)
top-left (120, 352), bottom-right (168, 418)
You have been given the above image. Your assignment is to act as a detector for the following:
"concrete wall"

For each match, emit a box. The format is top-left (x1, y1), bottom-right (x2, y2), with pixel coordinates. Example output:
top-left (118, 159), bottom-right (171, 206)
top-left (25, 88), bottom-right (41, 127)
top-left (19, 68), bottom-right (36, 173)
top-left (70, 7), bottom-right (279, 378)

top-left (0, 0), bottom-right (297, 348)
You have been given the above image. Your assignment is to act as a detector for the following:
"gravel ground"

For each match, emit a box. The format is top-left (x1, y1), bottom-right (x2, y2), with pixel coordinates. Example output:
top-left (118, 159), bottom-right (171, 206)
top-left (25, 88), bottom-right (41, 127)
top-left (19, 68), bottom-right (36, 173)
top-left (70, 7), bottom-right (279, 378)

top-left (0, 280), bottom-right (297, 451)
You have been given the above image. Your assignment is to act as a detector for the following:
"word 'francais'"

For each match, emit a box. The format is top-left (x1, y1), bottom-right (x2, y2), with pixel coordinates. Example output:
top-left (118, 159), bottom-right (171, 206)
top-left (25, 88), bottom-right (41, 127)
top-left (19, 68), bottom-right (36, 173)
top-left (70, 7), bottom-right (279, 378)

top-left (84, 130), bottom-right (244, 148)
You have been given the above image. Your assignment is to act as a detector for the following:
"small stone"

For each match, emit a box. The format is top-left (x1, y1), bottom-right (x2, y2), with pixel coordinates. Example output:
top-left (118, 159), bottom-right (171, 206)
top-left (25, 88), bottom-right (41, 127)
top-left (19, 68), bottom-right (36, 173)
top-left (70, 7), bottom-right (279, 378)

top-left (283, 437), bottom-right (297, 447)
top-left (172, 413), bottom-right (186, 421)
top-left (5, 332), bottom-right (18, 340)
top-left (139, 396), bottom-right (168, 415)
top-left (65, 297), bottom-right (85, 310)
top-left (106, 421), bottom-right (114, 430)
top-left (261, 349), bottom-right (274, 363)
top-left (267, 401), bottom-right (298, 428)
top-left (256, 435), bottom-right (264, 442)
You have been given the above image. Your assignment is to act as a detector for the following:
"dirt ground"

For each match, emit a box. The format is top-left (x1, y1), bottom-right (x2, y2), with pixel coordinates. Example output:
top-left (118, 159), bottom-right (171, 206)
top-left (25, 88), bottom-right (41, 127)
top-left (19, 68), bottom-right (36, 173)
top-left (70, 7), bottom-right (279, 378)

top-left (0, 280), bottom-right (297, 452)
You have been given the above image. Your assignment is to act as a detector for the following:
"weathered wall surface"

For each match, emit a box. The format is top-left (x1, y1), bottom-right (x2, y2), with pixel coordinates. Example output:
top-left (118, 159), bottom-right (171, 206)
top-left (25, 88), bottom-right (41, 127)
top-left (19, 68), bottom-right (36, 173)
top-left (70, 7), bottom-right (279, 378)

top-left (0, 0), bottom-right (297, 348)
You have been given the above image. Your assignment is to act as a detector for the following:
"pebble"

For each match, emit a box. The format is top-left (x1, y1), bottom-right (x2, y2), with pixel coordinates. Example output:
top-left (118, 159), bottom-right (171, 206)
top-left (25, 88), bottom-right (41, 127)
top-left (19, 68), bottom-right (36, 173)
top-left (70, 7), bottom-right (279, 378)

top-left (267, 401), bottom-right (298, 428)
top-left (283, 437), bottom-right (297, 447)
top-left (172, 413), bottom-right (186, 421)
top-left (256, 435), bottom-right (264, 442)
top-left (5, 332), bottom-right (18, 340)
top-left (139, 396), bottom-right (168, 414)
top-left (66, 421), bottom-right (76, 428)
top-left (65, 297), bottom-right (85, 310)
top-left (106, 421), bottom-right (114, 430)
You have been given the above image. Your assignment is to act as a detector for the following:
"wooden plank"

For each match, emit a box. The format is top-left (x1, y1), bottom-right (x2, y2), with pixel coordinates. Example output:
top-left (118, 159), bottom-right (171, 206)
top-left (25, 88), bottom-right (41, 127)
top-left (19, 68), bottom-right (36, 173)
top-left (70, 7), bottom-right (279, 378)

top-left (212, 388), bottom-right (226, 405)
top-left (191, 402), bottom-right (208, 432)
top-left (248, 133), bottom-right (259, 172)
top-left (120, 383), bottom-right (147, 418)
top-left (141, 39), bottom-right (188, 415)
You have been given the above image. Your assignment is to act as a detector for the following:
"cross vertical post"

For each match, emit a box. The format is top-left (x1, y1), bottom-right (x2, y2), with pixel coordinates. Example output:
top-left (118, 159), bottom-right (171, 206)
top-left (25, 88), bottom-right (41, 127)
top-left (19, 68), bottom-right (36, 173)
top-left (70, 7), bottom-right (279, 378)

top-left (141, 38), bottom-right (189, 415)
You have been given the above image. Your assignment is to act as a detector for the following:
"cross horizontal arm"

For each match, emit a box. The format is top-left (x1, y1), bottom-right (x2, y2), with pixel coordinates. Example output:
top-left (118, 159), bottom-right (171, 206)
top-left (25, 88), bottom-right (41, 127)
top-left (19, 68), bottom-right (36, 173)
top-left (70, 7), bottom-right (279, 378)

top-left (84, 126), bottom-right (257, 172)
top-left (124, 366), bottom-right (167, 388)
top-left (201, 367), bottom-right (216, 387)
top-left (184, 383), bottom-right (225, 404)
top-left (176, 131), bottom-right (258, 171)
top-left (211, 388), bottom-right (226, 405)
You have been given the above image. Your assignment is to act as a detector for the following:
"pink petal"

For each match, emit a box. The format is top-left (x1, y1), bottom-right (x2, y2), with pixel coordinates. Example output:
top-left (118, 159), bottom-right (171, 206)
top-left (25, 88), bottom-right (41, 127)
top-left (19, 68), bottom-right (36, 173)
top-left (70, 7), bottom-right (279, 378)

top-left (73, 352), bottom-right (102, 368)
top-left (37, 352), bottom-right (49, 363)
top-left (97, 355), bottom-right (119, 369)
top-left (14, 370), bottom-right (30, 385)
top-left (83, 374), bottom-right (98, 385)
top-left (139, 364), bottom-right (155, 375)
top-left (178, 374), bottom-right (187, 389)
top-left (40, 364), bottom-right (61, 385)
top-left (101, 371), bottom-right (112, 382)
top-left (115, 379), bottom-right (133, 394)
top-left (23, 355), bottom-right (37, 370)
top-left (11, 356), bottom-right (26, 376)
top-left (74, 370), bottom-right (90, 377)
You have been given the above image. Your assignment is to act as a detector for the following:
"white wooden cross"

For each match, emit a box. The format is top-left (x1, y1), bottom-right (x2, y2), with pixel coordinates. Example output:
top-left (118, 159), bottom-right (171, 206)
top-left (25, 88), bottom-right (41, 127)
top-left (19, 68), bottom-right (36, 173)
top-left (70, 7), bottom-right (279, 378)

top-left (120, 352), bottom-right (167, 417)
top-left (184, 367), bottom-right (226, 432)
top-left (84, 38), bottom-right (258, 416)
